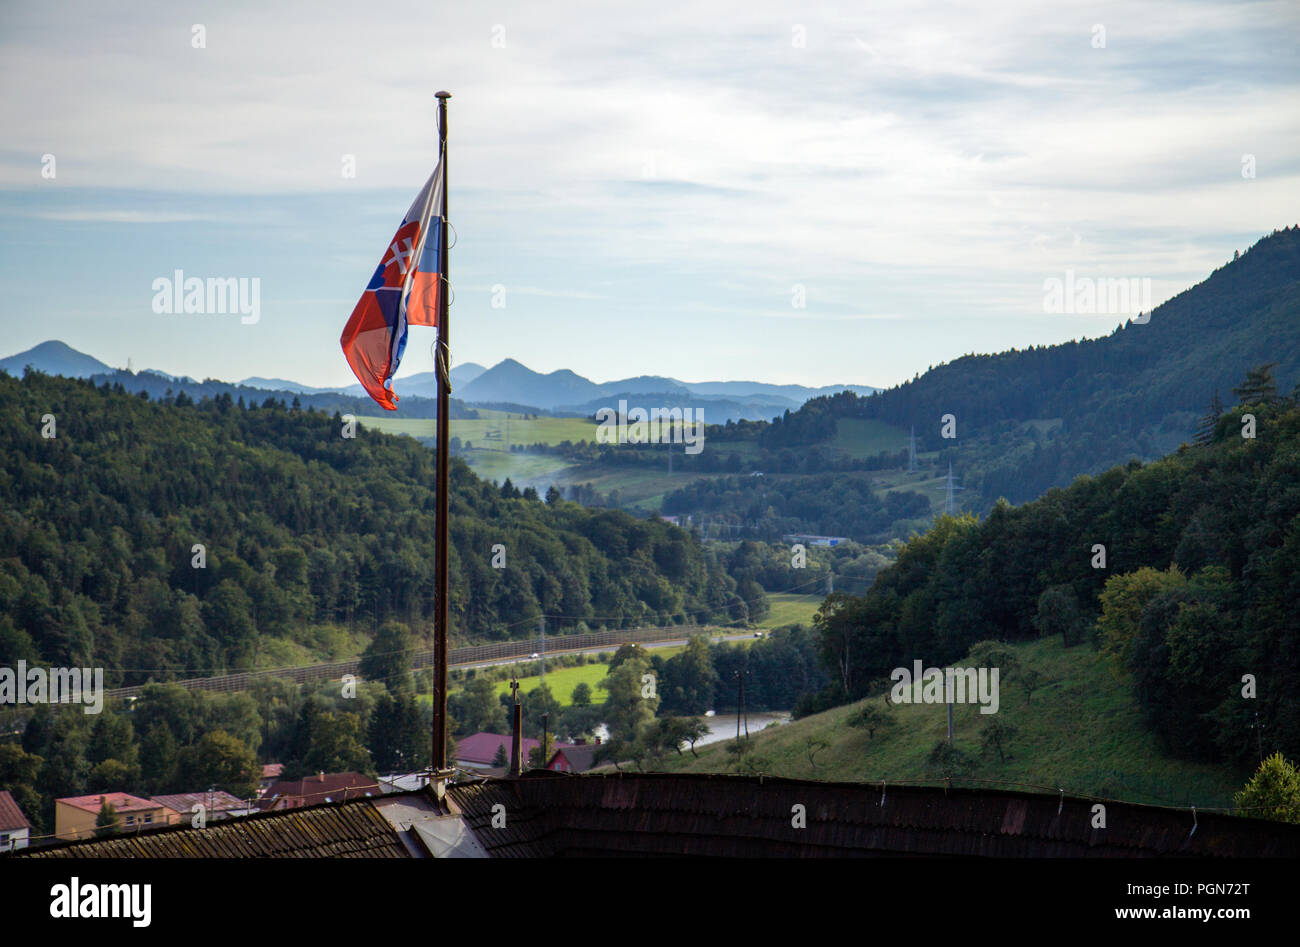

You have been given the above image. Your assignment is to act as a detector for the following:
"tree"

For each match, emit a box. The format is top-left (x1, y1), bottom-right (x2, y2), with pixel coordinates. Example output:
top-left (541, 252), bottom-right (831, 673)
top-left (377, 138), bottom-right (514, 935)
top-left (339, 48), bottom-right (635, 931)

top-left (1232, 363), bottom-right (1278, 406)
top-left (658, 634), bottom-right (718, 714)
top-left (980, 718), bottom-right (1018, 763)
top-left (598, 656), bottom-right (658, 743)
top-left (521, 684), bottom-right (561, 736)
top-left (925, 740), bottom-right (974, 779)
top-left (95, 799), bottom-right (119, 837)
top-left (368, 688), bottom-right (427, 773)
top-left (1017, 668), bottom-right (1041, 705)
top-left (846, 701), bottom-right (895, 740)
top-left (607, 642), bottom-right (643, 670)
top-left (1098, 566), bottom-right (1187, 666)
top-left (1033, 586), bottom-right (1085, 645)
top-left (202, 580), bottom-right (258, 667)
top-left (570, 682), bottom-right (592, 706)
top-left (679, 717), bottom-right (710, 757)
top-left (805, 738), bottom-right (830, 771)
top-left (139, 723), bottom-right (179, 794)
top-left (87, 712), bottom-right (137, 767)
top-left (176, 730), bottom-right (261, 798)
top-left (965, 641), bottom-right (1020, 678)
top-left (527, 732), bottom-right (556, 769)
top-left (1195, 390), bottom-right (1224, 445)
top-left (448, 676), bottom-right (503, 735)
top-left (360, 621), bottom-right (414, 690)
top-left (1234, 753), bottom-right (1300, 824)
top-left (491, 743), bottom-right (509, 768)
top-left (87, 759), bottom-right (139, 792)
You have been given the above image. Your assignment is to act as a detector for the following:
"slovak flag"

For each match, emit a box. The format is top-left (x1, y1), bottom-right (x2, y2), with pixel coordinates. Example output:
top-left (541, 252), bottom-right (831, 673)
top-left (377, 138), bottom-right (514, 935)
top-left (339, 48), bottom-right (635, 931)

top-left (340, 161), bottom-right (444, 410)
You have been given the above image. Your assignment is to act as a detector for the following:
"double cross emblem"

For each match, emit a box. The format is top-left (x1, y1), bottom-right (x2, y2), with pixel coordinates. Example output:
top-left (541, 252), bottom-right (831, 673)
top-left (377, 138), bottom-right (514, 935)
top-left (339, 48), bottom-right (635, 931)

top-left (385, 236), bottom-right (417, 275)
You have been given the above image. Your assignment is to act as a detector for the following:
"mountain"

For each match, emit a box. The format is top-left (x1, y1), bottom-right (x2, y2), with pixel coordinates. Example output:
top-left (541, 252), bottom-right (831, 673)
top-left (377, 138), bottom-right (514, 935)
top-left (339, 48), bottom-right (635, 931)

top-left (457, 358), bottom-right (603, 409)
top-left (239, 377), bottom-right (338, 394)
top-left (456, 359), bottom-right (878, 421)
top-left (686, 380), bottom-right (879, 400)
top-left (0, 340), bottom-right (113, 378)
top-left (750, 226), bottom-right (1300, 504)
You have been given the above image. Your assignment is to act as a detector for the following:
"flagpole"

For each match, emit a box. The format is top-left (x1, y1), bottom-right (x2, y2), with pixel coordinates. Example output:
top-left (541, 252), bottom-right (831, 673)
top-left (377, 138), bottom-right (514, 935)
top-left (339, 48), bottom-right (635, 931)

top-left (432, 90), bottom-right (452, 789)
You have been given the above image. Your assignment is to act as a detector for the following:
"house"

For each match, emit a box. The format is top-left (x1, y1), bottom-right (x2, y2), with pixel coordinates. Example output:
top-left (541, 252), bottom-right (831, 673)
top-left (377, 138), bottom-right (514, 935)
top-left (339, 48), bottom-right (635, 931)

top-left (257, 772), bottom-right (380, 811)
top-left (455, 732), bottom-right (575, 771)
top-left (150, 791), bottom-right (251, 823)
top-left (546, 744), bottom-right (605, 773)
top-left (0, 790), bottom-right (32, 851)
top-left (259, 763), bottom-right (284, 796)
top-left (54, 792), bottom-right (181, 841)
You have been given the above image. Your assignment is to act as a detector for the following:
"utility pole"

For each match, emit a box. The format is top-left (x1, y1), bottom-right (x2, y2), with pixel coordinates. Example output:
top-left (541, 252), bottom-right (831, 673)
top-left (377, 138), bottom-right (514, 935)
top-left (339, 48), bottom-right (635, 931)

top-left (908, 425), bottom-right (918, 473)
top-left (538, 617), bottom-right (545, 685)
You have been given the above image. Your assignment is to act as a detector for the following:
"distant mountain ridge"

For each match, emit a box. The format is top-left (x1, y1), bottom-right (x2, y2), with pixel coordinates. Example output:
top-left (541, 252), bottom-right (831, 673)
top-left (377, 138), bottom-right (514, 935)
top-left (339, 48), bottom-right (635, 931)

top-left (455, 358), bottom-right (878, 421)
top-left (0, 342), bottom-right (872, 422)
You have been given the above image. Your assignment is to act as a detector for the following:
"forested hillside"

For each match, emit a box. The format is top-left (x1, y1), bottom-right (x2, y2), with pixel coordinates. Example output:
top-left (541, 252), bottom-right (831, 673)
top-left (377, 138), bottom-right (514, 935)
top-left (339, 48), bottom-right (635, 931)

top-left (0, 371), bottom-right (748, 686)
top-left (809, 366), bottom-right (1300, 771)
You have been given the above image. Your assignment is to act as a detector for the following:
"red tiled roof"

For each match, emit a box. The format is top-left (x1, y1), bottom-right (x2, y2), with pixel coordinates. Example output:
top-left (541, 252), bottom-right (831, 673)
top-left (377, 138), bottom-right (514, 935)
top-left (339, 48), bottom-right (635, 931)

top-left (0, 790), bottom-right (31, 832)
top-left (56, 792), bottom-right (176, 815)
top-left (261, 763), bottom-right (284, 780)
top-left (258, 772), bottom-right (379, 810)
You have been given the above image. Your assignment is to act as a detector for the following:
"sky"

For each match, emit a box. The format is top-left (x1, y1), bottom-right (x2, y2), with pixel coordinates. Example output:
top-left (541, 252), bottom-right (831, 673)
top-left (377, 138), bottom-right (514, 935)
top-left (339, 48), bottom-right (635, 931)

top-left (0, 0), bottom-right (1297, 391)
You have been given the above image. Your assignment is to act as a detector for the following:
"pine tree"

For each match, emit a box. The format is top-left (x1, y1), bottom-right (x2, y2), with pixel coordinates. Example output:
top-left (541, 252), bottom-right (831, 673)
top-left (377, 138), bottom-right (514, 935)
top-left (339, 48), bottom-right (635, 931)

top-left (1232, 363), bottom-right (1278, 406)
top-left (1195, 390), bottom-right (1224, 445)
top-left (95, 800), bottom-right (119, 837)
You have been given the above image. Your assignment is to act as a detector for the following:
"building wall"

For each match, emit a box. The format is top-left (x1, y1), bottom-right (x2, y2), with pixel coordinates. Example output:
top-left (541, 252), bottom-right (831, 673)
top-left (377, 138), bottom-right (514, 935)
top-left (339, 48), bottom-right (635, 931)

top-left (0, 828), bottom-right (29, 851)
top-left (55, 802), bottom-right (179, 841)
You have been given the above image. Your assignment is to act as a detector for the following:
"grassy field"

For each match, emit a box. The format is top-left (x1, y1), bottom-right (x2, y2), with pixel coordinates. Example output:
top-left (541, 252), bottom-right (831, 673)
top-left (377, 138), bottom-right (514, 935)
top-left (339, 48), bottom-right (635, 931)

top-left (356, 413), bottom-right (597, 447)
top-left (757, 592), bottom-right (824, 629)
top-left (490, 662), bottom-right (610, 707)
top-left (445, 643), bottom-right (692, 708)
top-left (651, 636), bottom-right (1246, 809)
top-left (827, 418), bottom-right (910, 459)
top-left (461, 451), bottom-right (576, 484)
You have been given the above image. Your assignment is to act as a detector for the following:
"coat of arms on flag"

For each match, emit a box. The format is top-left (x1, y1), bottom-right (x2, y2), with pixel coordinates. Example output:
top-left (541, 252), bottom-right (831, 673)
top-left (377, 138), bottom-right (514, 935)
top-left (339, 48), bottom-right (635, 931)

top-left (339, 161), bottom-right (444, 410)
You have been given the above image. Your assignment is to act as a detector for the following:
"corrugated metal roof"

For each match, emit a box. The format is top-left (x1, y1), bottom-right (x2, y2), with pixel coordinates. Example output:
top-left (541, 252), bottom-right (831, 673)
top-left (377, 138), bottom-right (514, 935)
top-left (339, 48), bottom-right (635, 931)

top-left (19, 774), bottom-right (1298, 859)
top-left (449, 772), bottom-right (1300, 858)
top-left (22, 797), bottom-right (410, 859)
